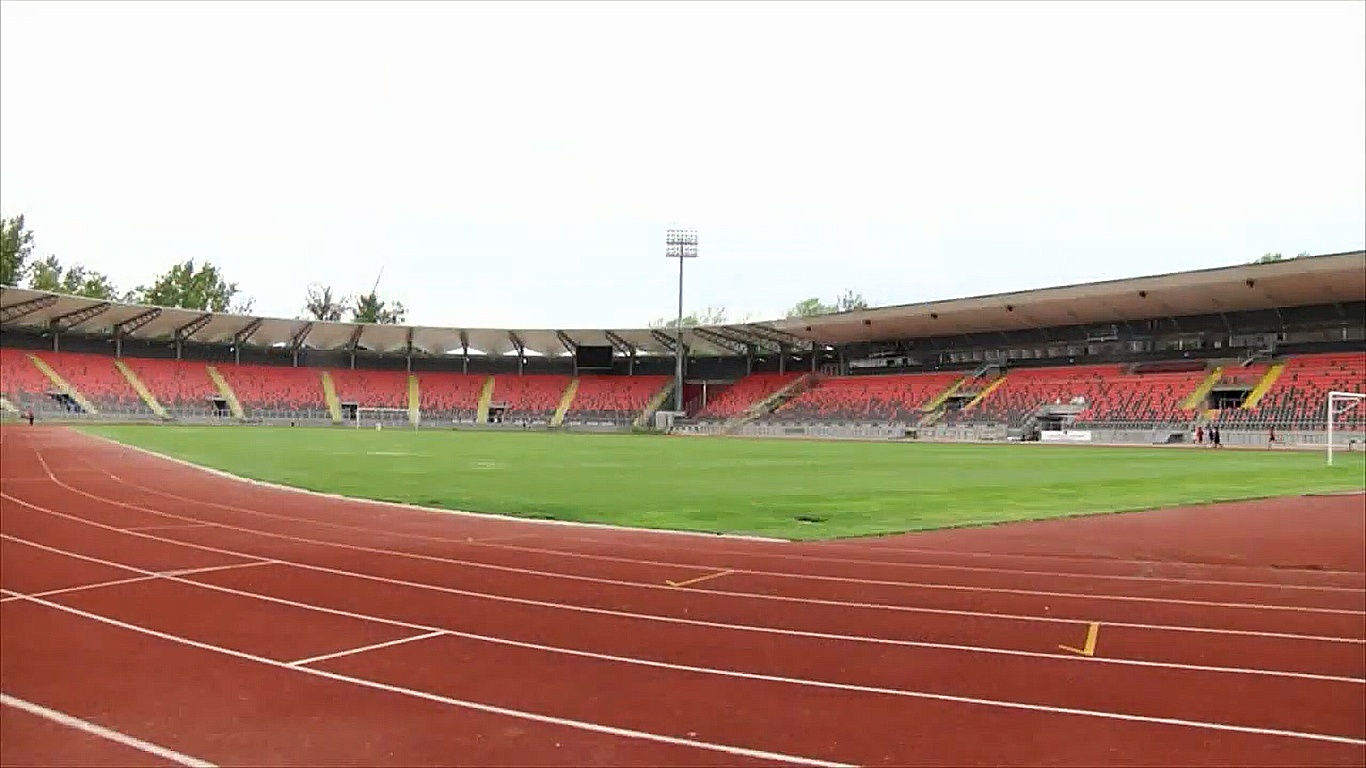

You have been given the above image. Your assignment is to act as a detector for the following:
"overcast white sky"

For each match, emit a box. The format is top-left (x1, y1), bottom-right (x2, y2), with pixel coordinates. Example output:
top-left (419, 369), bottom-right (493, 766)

top-left (2, 0), bottom-right (1363, 329)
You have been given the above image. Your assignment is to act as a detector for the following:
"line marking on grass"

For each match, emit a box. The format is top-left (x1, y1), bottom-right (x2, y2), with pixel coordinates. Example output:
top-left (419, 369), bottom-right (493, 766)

top-left (1060, 622), bottom-right (1101, 657)
top-left (666, 569), bottom-right (734, 588)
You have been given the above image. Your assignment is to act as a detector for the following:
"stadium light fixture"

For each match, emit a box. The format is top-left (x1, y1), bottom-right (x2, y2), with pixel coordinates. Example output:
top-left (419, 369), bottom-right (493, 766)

top-left (665, 228), bottom-right (699, 413)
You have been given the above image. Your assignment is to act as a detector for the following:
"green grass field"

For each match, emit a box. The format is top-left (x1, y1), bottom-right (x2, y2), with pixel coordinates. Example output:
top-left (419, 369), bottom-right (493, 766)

top-left (81, 426), bottom-right (1366, 540)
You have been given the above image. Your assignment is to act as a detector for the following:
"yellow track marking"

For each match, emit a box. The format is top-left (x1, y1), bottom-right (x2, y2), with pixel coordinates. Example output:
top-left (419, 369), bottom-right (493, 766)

top-left (1059, 622), bottom-right (1101, 656)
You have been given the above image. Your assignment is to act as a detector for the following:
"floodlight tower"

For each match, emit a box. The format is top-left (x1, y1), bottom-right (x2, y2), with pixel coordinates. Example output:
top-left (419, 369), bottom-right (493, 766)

top-left (665, 228), bottom-right (698, 413)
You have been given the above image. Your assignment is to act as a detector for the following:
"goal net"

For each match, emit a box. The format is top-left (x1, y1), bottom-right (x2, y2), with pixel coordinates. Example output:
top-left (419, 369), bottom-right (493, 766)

top-left (354, 406), bottom-right (417, 430)
top-left (1326, 391), bottom-right (1364, 466)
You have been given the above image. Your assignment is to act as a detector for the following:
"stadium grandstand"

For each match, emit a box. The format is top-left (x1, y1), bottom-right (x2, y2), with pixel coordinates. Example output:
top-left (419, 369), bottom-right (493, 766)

top-left (2, 250), bottom-right (1363, 447)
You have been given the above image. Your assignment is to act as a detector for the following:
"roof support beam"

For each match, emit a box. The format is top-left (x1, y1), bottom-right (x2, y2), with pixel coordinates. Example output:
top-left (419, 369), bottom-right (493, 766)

top-left (0, 294), bottom-right (59, 324)
top-left (114, 308), bottom-right (161, 337)
top-left (347, 324), bottom-right (365, 351)
top-left (555, 331), bottom-right (577, 355)
top-left (649, 329), bottom-right (677, 352)
top-left (49, 302), bottom-right (112, 333)
top-left (459, 330), bottom-right (470, 356)
top-left (507, 332), bottom-right (525, 355)
top-left (603, 330), bottom-right (634, 355)
top-left (233, 317), bottom-right (264, 347)
top-left (288, 322), bottom-right (314, 352)
top-left (174, 313), bottom-right (214, 342)
top-left (405, 327), bottom-right (415, 356)
top-left (692, 327), bottom-right (747, 354)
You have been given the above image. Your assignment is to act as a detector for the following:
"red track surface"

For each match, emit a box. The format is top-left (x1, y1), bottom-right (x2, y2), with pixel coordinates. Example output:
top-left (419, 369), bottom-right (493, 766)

top-left (2, 425), bottom-right (1364, 766)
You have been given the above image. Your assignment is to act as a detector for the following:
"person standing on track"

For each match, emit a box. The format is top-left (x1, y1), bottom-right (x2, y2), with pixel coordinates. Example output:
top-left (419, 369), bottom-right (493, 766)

top-left (1268, 425), bottom-right (1276, 448)
top-left (26, 409), bottom-right (34, 426)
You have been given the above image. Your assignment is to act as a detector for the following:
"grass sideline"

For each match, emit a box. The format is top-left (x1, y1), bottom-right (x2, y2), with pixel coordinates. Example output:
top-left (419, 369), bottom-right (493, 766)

top-left (81, 426), bottom-right (1366, 540)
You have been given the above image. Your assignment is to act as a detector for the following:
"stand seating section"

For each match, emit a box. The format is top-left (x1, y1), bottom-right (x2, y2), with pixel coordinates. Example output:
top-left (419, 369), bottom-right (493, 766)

top-left (40, 351), bottom-right (143, 411)
top-left (1218, 353), bottom-right (1366, 428)
top-left (218, 365), bottom-right (326, 412)
top-left (123, 357), bottom-right (219, 410)
top-left (1, 348), bottom-right (56, 409)
top-left (959, 365), bottom-right (1203, 426)
top-left (772, 372), bottom-right (960, 423)
top-left (329, 369), bottom-right (409, 409)
top-left (418, 372), bottom-right (484, 421)
top-left (696, 373), bottom-right (802, 419)
top-left (491, 375), bottom-right (570, 421)
top-left (568, 375), bottom-right (670, 422)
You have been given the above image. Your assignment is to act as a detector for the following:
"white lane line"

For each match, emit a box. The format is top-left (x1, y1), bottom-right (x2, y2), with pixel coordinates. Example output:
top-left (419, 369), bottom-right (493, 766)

top-left (124, 523), bottom-right (212, 532)
top-left (288, 631), bottom-right (448, 667)
top-left (48, 471), bottom-right (1366, 639)
top-left (0, 558), bottom-right (274, 604)
top-left (0, 692), bottom-right (217, 767)
top-left (1, 590), bottom-right (853, 768)
top-left (6, 578), bottom-right (1365, 750)
top-left (550, 534), bottom-right (1366, 594)
top-left (160, 561), bottom-right (278, 577)
top-left (82, 462), bottom-right (1365, 617)
top-left (6, 501), bottom-right (1365, 692)
top-left (0, 575), bottom-right (160, 603)
top-left (814, 540), bottom-right (1366, 577)
top-left (80, 430), bottom-right (1366, 590)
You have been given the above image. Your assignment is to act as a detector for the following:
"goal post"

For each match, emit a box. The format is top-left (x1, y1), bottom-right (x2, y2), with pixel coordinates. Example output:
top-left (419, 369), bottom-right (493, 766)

top-left (354, 406), bottom-right (417, 430)
top-left (1326, 391), bottom-right (1365, 466)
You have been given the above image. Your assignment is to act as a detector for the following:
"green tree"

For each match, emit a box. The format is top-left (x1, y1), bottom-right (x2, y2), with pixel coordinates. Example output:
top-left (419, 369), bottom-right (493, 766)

top-left (786, 290), bottom-right (868, 318)
top-left (303, 283), bottom-right (350, 321)
top-left (130, 259), bottom-right (253, 313)
top-left (650, 305), bottom-right (729, 328)
top-left (351, 290), bottom-right (406, 324)
top-left (26, 255), bottom-right (120, 299)
top-left (1, 214), bottom-right (36, 287)
top-left (1255, 252), bottom-right (1284, 264)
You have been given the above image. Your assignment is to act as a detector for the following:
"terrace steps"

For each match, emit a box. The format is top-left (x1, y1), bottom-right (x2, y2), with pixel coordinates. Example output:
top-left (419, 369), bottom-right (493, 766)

top-left (1241, 362), bottom-right (1286, 410)
top-left (921, 377), bottom-right (967, 412)
top-left (320, 371), bottom-right (342, 423)
top-left (407, 374), bottom-right (421, 426)
top-left (725, 373), bottom-right (814, 432)
top-left (1180, 366), bottom-right (1224, 410)
top-left (961, 374), bottom-right (1007, 411)
top-left (635, 380), bottom-right (675, 428)
top-left (206, 365), bottom-right (246, 419)
top-left (115, 359), bottom-right (168, 419)
top-left (551, 377), bottom-right (580, 427)
top-left (28, 354), bottom-right (98, 414)
top-left (475, 376), bottom-right (496, 423)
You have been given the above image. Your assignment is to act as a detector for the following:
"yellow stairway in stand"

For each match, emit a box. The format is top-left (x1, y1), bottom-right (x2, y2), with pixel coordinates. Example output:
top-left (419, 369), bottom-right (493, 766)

top-left (320, 371), bottom-right (342, 423)
top-left (114, 360), bottom-right (168, 419)
top-left (635, 381), bottom-right (676, 428)
top-left (27, 354), bottom-right (98, 414)
top-left (962, 375), bottom-right (1007, 411)
top-left (1181, 366), bottom-right (1224, 410)
top-left (921, 377), bottom-right (966, 412)
top-left (407, 374), bottom-right (421, 427)
top-left (550, 377), bottom-right (580, 427)
top-left (206, 366), bottom-right (246, 419)
top-left (475, 376), bottom-right (496, 424)
top-left (1240, 362), bottom-right (1286, 410)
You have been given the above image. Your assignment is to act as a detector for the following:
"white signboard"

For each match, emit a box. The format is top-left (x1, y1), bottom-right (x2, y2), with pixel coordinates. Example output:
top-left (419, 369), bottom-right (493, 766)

top-left (1039, 429), bottom-right (1093, 443)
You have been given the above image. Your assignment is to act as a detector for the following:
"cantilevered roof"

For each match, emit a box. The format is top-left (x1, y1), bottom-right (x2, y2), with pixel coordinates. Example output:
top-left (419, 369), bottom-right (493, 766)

top-left (1, 250), bottom-right (1362, 355)
top-left (767, 250), bottom-right (1366, 344)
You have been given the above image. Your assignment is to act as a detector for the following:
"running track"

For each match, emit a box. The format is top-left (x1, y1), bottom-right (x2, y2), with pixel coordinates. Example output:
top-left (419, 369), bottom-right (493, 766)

top-left (1, 426), bottom-right (1363, 766)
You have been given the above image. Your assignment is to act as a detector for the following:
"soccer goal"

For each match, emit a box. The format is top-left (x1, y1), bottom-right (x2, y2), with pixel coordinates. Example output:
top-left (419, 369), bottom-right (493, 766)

top-left (1326, 391), bottom-right (1365, 466)
top-left (354, 406), bottom-right (417, 431)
